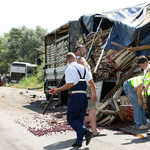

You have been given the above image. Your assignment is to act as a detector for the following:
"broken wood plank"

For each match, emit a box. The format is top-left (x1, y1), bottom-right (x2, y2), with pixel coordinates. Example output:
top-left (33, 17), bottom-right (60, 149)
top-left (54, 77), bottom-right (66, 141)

top-left (113, 87), bottom-right (123, 100)
top-left (111, 42), bottom-right (129, 49)
top-left (101, 63), bottom-right (138, 103)
top-left (43, 74), bottom-right (65, 115)
top-left (96, 112), bottom-right (104, 122)
top-left (127, 45), bottom-right (150, 52)
top-left (117, 52), bottom-right (135, 68)
top-left (96, 100), bottom-right (110, 114)
top-left (113, 87), bottom-right (125, 121)
top-left (114, 50), bottom-right (129, 65)
top-left (93, 48), bottom-right (105, 73)
top-left (121, 56), bottom-right (138, 70)
top-left (113, 99), bottom-right (125, 121)
top-left (97, 115), bottom-right (111, 126)
top-left (101, 115), bottom-right (115, 126)
top-left (100, 110), bottom-right (117, 115)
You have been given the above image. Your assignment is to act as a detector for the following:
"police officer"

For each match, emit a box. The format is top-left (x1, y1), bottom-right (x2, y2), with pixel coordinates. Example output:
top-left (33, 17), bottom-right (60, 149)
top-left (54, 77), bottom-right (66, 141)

top-left (53, 52), bottom-right (98, 147)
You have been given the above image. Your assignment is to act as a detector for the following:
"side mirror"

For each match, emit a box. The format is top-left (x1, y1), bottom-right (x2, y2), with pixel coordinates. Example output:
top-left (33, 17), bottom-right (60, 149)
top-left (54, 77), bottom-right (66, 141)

top-left (37, 58), bottom-right (41, 65)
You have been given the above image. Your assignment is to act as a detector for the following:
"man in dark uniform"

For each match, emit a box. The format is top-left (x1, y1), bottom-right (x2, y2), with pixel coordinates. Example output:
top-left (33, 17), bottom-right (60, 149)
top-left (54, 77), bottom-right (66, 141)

top-left (53, 52), bottom-right (98, 147)
top-left (75, 45), bottom-right (100, 136)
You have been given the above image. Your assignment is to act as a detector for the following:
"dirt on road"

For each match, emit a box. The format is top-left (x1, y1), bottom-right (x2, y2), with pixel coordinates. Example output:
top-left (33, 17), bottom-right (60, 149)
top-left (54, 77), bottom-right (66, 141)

top-left (1, 87), bottom-right (150, 150)
top-left (0, 87), bottom-right (72, 136)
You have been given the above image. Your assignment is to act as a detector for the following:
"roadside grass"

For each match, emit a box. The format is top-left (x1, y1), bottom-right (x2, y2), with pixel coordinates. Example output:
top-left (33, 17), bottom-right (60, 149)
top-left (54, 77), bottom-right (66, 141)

top-left (6, 76), bottom-right (44, 92)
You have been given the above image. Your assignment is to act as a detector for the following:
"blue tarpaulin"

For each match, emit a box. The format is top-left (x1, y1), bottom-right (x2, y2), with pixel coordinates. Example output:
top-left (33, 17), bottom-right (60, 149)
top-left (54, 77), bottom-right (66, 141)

top-left (80, 2), bottom-right (150, 56)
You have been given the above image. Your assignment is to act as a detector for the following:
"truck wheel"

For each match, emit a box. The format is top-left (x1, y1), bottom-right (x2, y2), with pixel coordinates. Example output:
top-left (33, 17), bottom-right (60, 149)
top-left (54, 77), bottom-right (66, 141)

top-left (46, 92), bottom-right (51, 101)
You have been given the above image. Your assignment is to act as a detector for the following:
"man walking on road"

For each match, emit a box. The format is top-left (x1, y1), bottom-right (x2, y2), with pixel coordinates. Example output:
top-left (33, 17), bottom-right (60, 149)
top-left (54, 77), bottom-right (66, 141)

top-left (53, 52), bottom-right (98, 147)
top-left (75, 45), bottom-right (101, 137)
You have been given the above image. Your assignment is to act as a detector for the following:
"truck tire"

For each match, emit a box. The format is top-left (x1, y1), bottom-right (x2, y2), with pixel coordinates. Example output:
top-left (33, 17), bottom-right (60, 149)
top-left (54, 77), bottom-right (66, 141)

top-left (46, 92), bottom-right (51, 101)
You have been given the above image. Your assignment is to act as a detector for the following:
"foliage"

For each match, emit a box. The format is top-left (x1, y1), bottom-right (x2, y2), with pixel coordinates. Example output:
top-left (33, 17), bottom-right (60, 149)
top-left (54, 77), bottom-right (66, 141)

top-left (0, 26), bottom-right (47, 74)
top-left (10, 76), bottom-right (44, 91)
top-left (19, 76), bottom-right (44, 87)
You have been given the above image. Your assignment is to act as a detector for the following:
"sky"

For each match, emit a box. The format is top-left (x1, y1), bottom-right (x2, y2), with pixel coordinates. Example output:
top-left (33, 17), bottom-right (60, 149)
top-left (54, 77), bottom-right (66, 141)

top-left (0, 0), bottom-right (150, 36)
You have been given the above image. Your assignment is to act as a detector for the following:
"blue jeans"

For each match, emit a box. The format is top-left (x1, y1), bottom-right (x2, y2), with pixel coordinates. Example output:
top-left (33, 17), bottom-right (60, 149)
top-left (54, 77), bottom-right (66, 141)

top-left (123, 81), bottom-right (148, 129)
top-left (146, 95), bottom-right (150, 121)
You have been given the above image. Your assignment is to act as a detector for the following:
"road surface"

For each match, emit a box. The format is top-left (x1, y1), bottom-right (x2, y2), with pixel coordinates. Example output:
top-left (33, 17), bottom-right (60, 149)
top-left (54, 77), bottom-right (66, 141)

top-left (0, 87), bottom-right (150, 150)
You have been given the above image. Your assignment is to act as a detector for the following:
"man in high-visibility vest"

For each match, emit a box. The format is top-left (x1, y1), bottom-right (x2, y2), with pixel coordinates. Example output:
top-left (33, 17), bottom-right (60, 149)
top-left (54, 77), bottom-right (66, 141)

top-left (137, 55), bottom-right (150, 128)
top-left (123, 75), bottom-right (148, 130)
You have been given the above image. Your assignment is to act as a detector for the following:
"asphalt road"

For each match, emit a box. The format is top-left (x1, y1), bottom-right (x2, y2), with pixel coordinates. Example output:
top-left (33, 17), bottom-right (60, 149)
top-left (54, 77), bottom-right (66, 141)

top-left (0, 87), bottom-right (150, 150)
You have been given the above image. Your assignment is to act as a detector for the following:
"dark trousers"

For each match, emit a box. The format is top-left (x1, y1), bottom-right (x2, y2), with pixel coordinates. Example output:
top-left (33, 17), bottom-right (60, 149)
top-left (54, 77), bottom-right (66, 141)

top-left (147, 95), bottom-right (150, 120)
top-left (67, 93), bottom-right (88, 142)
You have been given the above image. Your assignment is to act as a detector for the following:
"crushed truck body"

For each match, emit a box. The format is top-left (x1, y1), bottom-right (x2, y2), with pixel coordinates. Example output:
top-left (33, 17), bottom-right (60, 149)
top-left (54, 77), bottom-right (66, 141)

top-left (43, 2), bottom-right (150, 126)
top-left (77, 2), bottom-right (150, 125)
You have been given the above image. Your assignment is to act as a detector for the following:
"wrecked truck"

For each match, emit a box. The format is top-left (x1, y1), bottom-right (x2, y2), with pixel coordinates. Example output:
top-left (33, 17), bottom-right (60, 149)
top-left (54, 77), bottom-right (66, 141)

top-left (44, 2), bottom-right (150, 117)
top-left (44, 21), bottom-right (80, 103)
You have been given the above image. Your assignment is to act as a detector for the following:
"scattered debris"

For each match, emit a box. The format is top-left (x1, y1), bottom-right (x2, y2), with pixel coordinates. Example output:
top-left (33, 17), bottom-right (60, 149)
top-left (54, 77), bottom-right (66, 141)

top-left (20, 92), bottom-right (23, 95)
top-left (28, 87), bottom-right (43, 90)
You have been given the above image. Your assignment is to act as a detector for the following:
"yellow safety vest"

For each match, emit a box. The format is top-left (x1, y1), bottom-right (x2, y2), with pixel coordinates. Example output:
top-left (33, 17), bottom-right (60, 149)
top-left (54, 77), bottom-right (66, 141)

top-left (130, 76), bottom-right (146, 96)
top-left (143, 68), bottom-right (150, 96)
top-left (130, 76), bottom-right (143, 88)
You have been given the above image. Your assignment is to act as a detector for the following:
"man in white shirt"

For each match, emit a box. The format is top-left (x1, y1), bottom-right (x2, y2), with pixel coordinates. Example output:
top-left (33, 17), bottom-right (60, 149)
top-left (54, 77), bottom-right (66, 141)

top-left (75, 45), bottom-right (100, 137)
top-left (53, 52), bottom-right (98, 147)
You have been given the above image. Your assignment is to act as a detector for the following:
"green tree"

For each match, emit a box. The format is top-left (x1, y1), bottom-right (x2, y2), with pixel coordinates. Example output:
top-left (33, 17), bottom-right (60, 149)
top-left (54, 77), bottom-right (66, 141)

top-left (1, 28), bottom-right (22, 64)
top-left (0, 35), bottom-right (9, 74)
top-left (20, 26), bottom-right (47, 64)
top-left (0, 26), bottom-right (47, 74)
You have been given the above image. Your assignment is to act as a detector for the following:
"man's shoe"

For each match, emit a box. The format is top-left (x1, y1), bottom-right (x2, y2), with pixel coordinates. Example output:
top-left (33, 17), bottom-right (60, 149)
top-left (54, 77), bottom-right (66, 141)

top-left (71, 141), bottom-right (82, 147)
top-left (85, 130), bottom-right (93, 145)
top-left (145, 123), bottom-right (150, 127)
top-left (147, 132), bottom-right (150, 135)
top-left (137, 125), bottom-right (148, 130)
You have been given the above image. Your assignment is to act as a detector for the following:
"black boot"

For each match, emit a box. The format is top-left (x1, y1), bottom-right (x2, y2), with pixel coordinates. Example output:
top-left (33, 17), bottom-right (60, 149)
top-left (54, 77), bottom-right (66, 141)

top-left (85, 130), bottom-right (93, 145)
